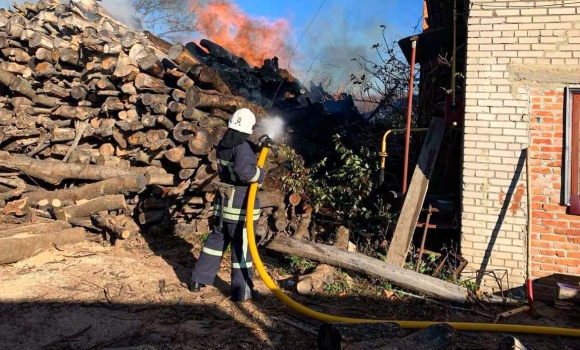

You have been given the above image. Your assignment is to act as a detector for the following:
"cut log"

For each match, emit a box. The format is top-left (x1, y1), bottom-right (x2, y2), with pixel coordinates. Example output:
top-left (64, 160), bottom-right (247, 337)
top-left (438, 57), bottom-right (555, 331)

top-left (180, 156), bottom-right (200, 169)
top-left (50, 198), bottom-right (66, 221)
top-left (136, 48), bottom-right (164, 78)
top-left (317, 322), bottom-right (402, 350)
top-left (257, 190), bottom-right (285, 208)
top-left (186, 86), bottom-right (265, 117)
top-left (164, 146), bottom-right (185, 163)
top-left (294, 208), bottom-right (312, 241)
top-left (0, 152), bottom-right (143, 185)
top-left (135, 72), bottom-right (171, 93)
top-left (168, 43), bottom-right (201, 72)
top-left (183, 106), bottom-right (208, 121)
top-left (296, 264), bottom-right (335, 296)
top-left (62, 194), bottom-right (127, 219)
top-left (188, 128), bottom-right (212, 155)
top-left (93, 212), bottom-right (131, 239)
top-left (145, 171), bottom-right (174, 186)
top-left (24, 176), bottom-right (146, 206)
top-left (188, 64), bottom-right (232, 94)
top-left (334, 226), bottom-right (350, 251)
top-left (173, 121), bottom-right (196, 143)
top-left (0, 222), bottom-right (86, 265)
top-left (113, 51), bottom-right (139, 82)
top-left (266, 235), bottom-right (468, 304)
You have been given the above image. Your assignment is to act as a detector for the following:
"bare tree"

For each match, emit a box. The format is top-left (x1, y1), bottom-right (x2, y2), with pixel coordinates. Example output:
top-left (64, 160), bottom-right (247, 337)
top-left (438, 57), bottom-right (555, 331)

top-left (132, 0), bottom-right (199, 42)
top-left (349, 25), bottom-right (415, 127)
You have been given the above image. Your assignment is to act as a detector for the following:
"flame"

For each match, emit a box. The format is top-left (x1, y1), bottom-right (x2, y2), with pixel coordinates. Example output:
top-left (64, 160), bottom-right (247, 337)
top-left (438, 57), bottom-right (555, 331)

top-left (195, 0), bottom-right (293, 68)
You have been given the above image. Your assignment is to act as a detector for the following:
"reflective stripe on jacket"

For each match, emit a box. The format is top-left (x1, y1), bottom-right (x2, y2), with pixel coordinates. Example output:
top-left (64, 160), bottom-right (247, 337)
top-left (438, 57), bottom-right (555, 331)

top-left (214, 140), bottom-right (265, 223)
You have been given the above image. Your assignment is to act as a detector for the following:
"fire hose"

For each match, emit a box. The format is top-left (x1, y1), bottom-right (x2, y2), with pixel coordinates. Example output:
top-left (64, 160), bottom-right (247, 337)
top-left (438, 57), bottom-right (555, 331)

top-left (246, 135), bottom-right (580, 337)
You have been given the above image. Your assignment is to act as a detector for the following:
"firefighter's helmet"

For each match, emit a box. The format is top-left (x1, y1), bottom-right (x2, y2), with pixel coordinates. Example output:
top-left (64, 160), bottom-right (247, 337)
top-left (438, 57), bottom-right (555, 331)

top-left (228, 108), bottom-right (256, 135)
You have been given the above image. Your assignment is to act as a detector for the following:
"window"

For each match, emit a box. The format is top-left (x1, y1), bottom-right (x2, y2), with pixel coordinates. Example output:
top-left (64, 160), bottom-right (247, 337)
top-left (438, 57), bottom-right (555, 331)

top-left (563, 87), bottom-right (580, 214)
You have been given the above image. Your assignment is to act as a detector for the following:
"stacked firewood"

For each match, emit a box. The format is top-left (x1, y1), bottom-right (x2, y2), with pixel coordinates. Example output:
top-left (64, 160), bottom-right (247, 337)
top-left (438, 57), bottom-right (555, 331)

top-left (0, 0), bottom-right (299, 244)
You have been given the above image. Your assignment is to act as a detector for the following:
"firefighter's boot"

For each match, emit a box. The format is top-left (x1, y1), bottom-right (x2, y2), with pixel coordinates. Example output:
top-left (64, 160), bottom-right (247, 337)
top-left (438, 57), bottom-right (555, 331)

top-left (189, 281), bottom-right (205, 292)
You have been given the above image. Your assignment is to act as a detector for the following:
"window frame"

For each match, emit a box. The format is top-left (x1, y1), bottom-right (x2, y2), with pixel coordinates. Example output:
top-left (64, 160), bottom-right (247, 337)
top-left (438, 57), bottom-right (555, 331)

top-left (563, 86), bottom-right (580, 211)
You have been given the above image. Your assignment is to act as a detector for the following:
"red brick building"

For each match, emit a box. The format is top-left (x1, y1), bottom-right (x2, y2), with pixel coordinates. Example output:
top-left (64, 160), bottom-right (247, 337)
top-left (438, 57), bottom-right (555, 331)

top-left (423, 0), bottom-right (580, 301)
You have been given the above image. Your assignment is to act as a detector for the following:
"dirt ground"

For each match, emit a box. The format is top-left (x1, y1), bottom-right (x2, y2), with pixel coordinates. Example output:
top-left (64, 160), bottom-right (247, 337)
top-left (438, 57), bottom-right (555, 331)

top-left (0, 232), bottom-right (579, 350)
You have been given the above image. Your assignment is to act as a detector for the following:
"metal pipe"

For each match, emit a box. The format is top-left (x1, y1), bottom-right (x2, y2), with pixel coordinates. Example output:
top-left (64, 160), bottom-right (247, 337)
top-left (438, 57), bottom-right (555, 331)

top-left (402, 36), bottom-right (419, 198)
top-left (526, 147), bottom-right (534, 315)
top-left (379, 128), bottom-right (429, 186)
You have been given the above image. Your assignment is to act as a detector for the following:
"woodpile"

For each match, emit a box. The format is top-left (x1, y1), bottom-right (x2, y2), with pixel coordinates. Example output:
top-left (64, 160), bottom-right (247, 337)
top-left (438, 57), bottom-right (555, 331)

top-left (0, 0), bottom-right (308, 249)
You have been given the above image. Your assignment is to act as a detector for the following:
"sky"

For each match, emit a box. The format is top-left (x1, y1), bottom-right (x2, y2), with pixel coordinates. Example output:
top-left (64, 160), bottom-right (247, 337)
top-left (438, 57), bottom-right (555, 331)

top-left (0, 0), bottom-right (424, 91)
top-left (196, 0), bottom-right (424, 91)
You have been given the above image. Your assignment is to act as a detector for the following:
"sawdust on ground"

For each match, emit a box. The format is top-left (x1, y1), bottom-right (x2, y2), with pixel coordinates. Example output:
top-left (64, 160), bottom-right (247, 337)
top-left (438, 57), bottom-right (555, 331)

top-left (0, 234), bottom-right (578, 350)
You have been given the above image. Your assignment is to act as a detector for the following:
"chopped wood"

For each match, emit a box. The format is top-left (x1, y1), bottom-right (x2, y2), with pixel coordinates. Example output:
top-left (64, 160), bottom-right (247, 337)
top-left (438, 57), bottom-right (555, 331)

top-left (164, 146), bottom-right (185, 163)
top-left (93, 212), bottom-right (131, 239)
top-left (0, 3), bottom-right (310, 245)
top-left (188, 127), bottom-right (212, 155)
top-left (334, 226), bottom-right (350, 251)
top-left (186, 86), bottom-right (265, 117)
top-left (296, 264), bottom-right (335, 296)
top-left (24, 176), bottom-right (146, 206)
top-left (0, 151), bottom-right (142, 185)
top-left (62, 194), bottom-right (126, 219)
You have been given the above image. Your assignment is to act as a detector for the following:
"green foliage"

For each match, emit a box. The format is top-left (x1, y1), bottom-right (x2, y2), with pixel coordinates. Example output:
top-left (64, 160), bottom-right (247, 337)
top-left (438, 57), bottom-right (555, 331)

top-left (324, 281), bottom-right (348, 295)
top-left (281, 135), bottom-right (394, 223)
top-left (459, 279), bottom-right (479, 294)
top-left (289, 256), bottom-right (316, 274)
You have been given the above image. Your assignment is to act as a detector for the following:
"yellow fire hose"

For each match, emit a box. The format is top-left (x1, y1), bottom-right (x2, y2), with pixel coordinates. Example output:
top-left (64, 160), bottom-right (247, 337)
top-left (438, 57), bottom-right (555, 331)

top-left (245, 139), bottom-right (580, 337)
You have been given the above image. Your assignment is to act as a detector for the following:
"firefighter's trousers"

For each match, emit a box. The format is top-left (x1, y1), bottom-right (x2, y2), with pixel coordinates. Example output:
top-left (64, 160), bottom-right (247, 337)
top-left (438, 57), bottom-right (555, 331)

top-left (191, 220), bottom-right (255, 302)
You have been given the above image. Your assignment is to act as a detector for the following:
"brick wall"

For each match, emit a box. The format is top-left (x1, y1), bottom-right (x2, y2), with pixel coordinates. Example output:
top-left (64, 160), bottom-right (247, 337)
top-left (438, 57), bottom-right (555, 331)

top-left (529, 89), bottom-right (580, 300)
top-left (462, 0), bottom-right (580, 297)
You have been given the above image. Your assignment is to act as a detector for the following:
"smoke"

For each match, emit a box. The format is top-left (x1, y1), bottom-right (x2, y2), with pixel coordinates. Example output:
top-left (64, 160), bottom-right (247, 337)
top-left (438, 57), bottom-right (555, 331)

top-left (194, 0), bottom-right (294, 68)
top-left (292, 3), bottom-right (395, 94)
top-left (257, 116), bottom-right (285, 142)
top-left (98, 0), bottom-right (144, 31)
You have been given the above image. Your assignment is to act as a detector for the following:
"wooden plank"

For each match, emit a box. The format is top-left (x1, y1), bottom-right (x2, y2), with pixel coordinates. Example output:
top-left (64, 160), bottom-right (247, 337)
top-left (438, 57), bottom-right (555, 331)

top-left (385, 117), bottom-right (446, 266)
top-left (266, 235), bottom-right (467, 304)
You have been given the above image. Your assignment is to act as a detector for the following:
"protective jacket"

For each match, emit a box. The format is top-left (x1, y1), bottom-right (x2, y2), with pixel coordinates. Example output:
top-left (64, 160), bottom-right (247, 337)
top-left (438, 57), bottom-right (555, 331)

top-left (191, 137), bottom-right (265, 302)
top-left (213, 140), bottom-right (265, 224)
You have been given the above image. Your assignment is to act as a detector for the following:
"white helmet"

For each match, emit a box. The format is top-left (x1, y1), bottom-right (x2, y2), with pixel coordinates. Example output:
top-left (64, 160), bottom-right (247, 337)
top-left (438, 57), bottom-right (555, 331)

top-left (228, 108), bottom-right (256, 134)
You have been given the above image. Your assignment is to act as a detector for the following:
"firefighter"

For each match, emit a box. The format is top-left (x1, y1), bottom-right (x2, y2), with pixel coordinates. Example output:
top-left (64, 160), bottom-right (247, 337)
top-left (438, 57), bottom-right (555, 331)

top-left (189, 107), bottom-right (265, 303)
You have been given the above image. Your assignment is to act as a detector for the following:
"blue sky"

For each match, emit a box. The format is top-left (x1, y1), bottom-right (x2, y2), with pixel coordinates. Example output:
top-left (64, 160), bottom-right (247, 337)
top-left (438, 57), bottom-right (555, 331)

top-left (0, 0), bottom-right (423, 90)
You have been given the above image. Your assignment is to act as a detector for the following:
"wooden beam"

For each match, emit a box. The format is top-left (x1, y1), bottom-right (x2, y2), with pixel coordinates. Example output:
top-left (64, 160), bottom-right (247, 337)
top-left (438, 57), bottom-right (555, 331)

top-left (266, 235), bottom-right (467, 304)
top-left (385, 117), bottom-right (446, 267)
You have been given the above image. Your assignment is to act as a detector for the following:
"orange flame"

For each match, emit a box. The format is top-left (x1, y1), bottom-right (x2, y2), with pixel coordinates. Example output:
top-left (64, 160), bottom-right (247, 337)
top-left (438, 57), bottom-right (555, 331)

top-left (194, 0), bottom-right (293, 68)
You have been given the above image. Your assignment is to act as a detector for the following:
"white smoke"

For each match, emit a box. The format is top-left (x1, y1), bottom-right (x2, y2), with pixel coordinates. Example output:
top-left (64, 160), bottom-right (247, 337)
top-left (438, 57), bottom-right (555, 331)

top-left (258, 116), bottom-right (285, 142)
top-left (98, 0), bottom-right (144, 31)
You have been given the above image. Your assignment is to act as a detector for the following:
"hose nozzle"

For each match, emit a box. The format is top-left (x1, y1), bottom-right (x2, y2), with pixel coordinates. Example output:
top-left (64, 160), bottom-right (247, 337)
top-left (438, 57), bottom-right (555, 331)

top-left (258, 134), bottom-right (277, 156)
